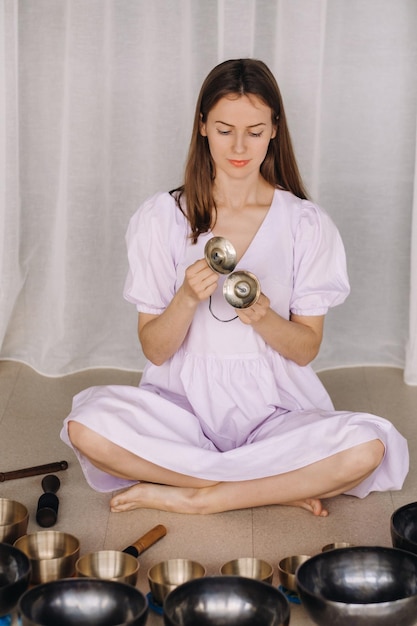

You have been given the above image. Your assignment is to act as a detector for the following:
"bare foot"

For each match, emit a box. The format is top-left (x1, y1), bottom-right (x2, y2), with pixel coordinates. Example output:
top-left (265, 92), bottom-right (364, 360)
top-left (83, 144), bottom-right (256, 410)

top-left (110, 482), bottom-right (199, 514)
top-left (110, 483), bottom-right (329, 517)
top-left (287, 498), bottom-right (329, 517)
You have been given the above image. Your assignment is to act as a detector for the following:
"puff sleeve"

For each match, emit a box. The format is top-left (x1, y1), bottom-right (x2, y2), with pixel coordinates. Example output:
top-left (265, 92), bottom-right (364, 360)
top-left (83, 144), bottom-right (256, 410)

top-left (290, 201), bottom-right (350, 316)
top-left (123, 192), bottom-right (188, 313)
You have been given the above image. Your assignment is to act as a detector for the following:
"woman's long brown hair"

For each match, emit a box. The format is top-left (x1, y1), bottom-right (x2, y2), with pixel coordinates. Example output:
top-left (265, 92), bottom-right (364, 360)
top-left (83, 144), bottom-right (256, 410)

top-left (171, 59), bottom-right (309, 243)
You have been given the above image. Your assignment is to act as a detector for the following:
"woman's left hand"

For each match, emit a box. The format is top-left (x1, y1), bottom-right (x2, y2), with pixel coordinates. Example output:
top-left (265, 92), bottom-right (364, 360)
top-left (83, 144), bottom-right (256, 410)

top-left (236, 295), bottom-right (325, 366)
top-left (236, 293), bottom-right (270, 325)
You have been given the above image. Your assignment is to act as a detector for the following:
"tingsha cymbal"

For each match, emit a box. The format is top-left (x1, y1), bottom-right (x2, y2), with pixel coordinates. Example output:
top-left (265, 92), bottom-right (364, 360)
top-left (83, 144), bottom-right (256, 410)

top-left (204, 237), bottom-right (237, 274)
top-left (223, 271), bottom-right (261, 308)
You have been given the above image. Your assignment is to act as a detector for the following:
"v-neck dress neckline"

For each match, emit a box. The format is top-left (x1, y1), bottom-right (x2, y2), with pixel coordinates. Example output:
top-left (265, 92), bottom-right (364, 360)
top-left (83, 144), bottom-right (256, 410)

top-left (209, 190), bottom-right (274, 268)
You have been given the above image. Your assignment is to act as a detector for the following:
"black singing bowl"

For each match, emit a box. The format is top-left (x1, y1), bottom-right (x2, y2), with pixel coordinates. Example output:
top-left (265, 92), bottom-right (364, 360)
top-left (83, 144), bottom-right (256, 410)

top-left (163, 576), bottom-right (290, 626)
top-left (391, 501), bottom-right (417, 554)
top-left (296, 546), bottom-right (417, 626)
top-left (19, 578), bottom-right (149, 626)
top-left (0, 542), bottom-right (31, 617)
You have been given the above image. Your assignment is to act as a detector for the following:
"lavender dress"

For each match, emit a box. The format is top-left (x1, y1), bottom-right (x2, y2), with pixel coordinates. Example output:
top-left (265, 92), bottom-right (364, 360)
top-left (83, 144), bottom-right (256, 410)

top-left (61, 189), bottom-right (409, 494)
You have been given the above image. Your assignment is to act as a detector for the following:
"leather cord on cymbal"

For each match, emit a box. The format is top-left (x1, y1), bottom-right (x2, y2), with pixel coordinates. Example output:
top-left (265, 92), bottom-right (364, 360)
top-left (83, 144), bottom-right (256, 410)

top-left (208, 296), bottom-right (238, 322)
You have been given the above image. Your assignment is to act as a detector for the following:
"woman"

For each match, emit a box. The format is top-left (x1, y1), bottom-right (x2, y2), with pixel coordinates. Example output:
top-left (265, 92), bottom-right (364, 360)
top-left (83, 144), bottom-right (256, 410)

top-left (62, 59), bottom-right (408, 517)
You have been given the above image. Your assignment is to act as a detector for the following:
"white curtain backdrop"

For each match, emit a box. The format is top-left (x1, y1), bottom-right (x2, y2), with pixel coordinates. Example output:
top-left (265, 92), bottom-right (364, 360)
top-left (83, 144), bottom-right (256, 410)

top-left (1, 0), bottom-right (417, 382)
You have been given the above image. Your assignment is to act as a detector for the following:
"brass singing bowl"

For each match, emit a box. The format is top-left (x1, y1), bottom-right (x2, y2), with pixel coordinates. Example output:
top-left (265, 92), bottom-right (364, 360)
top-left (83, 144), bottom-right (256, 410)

top-left (19, 578), bottom-right (149, 626)
top-left (163, 576), bottom-right (290, 626)
top-left (0, 542), bottom-right (31, 617)
top-left (0, 498), bottom-right (29, 544)
top-left (391, 501), bottom-right (417, 554)
top-left (148, 558), bottom-right (206, 605)
top-left (322, 542), bottom-right (355, 552)
top-left (220, 557), bottom-right (273, 584)
top-left (277, 555), bottom-right (311, 592)
top-left (76, 550), bottom-right (139, 586)
top-left (296, 546), bottom-right (417, 626)
top-left (223, 271), bottom-right (261, 308)
top-left (204, 237), bottom-right (237, 274)
top-left (14, 530), bottom-right (80, 584)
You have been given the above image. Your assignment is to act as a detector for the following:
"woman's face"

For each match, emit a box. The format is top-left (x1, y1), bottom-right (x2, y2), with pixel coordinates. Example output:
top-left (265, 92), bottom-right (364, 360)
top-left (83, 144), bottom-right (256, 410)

top-left (199, 94), bottom-right (276, 182)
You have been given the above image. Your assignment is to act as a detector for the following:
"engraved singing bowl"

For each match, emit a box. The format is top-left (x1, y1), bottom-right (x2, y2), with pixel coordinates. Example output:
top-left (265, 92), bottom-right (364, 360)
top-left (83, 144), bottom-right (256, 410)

top-left (0, 542), bottom-right (31, 617)
top-left (277, 554), bottom-right (311, 592)
top-left (14, 530), bottom-right (80, 584)
top-left (147, 558), bottom-right (206, 606)
top-left (391, 501), bottom-right (417, 554)
top-left (19, 578), bottom-right (149, 626)
top-left (0, 498), bottom-right (29, 544)
top-left (223, 270), bottom-right (261, 308)
top-left (163, 576), bottom-right (290, 626)
top-left (220, 557), bottom-right (273, 584)
top-left (204, 237), bottom-right (237, 274)
top-left (296, 546), bottom-right (417, 626)
top-left (76, 550), bottom-right (139, 586)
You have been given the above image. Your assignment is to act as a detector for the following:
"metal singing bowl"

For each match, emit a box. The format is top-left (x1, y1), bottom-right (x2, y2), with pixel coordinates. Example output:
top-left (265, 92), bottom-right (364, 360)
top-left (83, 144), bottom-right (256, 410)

top-left (220, 557), bottom-right (273, 584)
top-left (76, 550), bottom-right (139, 586)
top-left (19, 578), bottom-right (149, 626)
top-left (321, 542), bottom-right (355, 552)
top-left (163, 576), bottom-right (290, 626)
top-left (296, 546), bottom-right (417, 626)
top-left (0, 498), bottom-right (29, 544)
top-left (204, 237), bottom-right (237, 274)
top-left (277, 555), bottom-right (311, 592)
top-left (391, 501), bottom-right (417, 554)
top-left (0, 543), bottom-right (31, 617)
top-left (223, 270), bottom-right (261, 308)
top-left (14, 530), bottom-right (80, 584)
top-left (147, 558), bottom-right (206, 605)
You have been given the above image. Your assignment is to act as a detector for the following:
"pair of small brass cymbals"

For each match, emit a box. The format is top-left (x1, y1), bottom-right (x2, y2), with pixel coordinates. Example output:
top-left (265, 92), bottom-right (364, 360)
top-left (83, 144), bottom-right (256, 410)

top-left (204, 237), bottom-right (261, 309)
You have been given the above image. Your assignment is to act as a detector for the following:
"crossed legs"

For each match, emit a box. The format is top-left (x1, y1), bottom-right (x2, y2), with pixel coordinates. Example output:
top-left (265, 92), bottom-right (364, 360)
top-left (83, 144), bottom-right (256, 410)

top-left (67, 421), bottom-right (385, 517)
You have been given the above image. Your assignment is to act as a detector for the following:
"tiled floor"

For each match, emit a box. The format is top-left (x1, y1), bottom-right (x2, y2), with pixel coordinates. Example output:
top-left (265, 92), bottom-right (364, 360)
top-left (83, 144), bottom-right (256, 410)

top-left (1, 361), bottom-right (416, 624)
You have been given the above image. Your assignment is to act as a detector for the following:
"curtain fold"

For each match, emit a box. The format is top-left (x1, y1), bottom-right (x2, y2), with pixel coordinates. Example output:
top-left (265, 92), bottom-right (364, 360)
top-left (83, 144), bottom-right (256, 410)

top-left (0, 0), bottom-right (20, 349)
top-left (1, 0), bottom-right (417, 381)
top-left (405, 114), bottom-right (417, 385)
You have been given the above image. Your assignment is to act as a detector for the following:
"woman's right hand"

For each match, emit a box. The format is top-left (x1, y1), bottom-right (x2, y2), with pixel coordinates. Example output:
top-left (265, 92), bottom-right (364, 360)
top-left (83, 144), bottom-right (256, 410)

top-left (182, 258), bottom-right (219, 304)
top-left (138, 258), bottom-right (218, 365)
